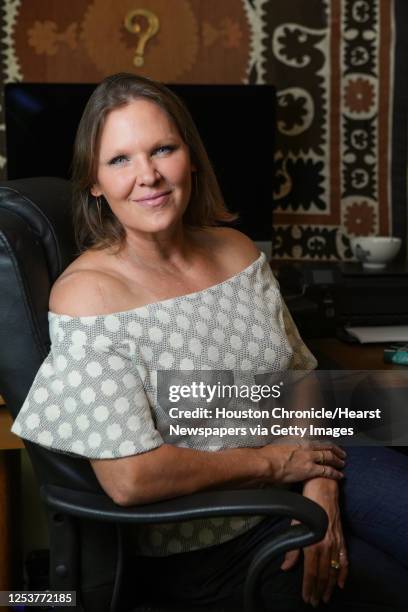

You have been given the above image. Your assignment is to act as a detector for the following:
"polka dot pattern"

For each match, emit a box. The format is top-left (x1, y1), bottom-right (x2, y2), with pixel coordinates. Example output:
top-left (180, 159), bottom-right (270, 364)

top-left (12, 252), bottom-right (317, 557)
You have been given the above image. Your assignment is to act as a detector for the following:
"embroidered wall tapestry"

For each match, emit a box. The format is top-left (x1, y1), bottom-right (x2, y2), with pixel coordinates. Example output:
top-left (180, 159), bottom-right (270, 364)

top-left (0, 0), bottom-right (406, 260)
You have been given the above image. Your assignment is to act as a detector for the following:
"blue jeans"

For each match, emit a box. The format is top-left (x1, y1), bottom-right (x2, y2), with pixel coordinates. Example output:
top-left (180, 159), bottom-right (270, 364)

top-left (129, 447), bottom-right (408, 611)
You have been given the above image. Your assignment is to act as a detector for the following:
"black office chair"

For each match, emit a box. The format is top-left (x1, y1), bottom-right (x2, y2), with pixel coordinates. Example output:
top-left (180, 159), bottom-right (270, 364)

top-left (0, 177), bottom-right (327, 612)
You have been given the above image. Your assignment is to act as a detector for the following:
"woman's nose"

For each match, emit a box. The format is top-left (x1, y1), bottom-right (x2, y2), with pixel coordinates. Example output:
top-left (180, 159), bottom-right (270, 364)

top-left (134, 157), bottom-right (160, 186)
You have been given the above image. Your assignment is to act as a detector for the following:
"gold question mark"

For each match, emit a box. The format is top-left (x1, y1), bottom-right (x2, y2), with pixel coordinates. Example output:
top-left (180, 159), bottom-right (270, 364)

top-left (124, 9), bottom-right (160, 67)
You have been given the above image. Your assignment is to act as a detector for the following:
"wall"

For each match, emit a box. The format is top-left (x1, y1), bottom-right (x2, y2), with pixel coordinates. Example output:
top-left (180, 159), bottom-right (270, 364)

top-left (0, 0), bottom-right (407, 261)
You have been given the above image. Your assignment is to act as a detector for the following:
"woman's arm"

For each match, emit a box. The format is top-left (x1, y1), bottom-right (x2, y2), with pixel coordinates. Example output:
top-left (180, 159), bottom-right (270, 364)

top-left (91, 441), bottom-right (345, 506)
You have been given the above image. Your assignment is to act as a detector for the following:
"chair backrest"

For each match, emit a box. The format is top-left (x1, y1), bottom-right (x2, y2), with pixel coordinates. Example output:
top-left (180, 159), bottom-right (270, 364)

top-left (0, 177), bottom-right (102, 491)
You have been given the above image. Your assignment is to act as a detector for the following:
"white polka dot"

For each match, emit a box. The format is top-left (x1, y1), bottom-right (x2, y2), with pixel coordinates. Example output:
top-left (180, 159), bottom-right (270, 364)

top-left (34, 387), bottom-right (48, 404)
top-left (127, 321), bottom-right (142, 337)
top-left (148, 327), bottom-right (163, 343)
top-left (240, 276), bottom-right (251, 289)
top-left (224, 353), bottom-right (236, 368)
top-left (217, 312), bottom-right (228, 327)
top-left (45, 404), bottom-right (60, 422)
top-left (209, 517), bottom-right (225, 527)
top-left (198, 305), bottom-right (211, 320)
top-left (169, 332), bottom-right (183, 348)
top-left (196, 321), bottom-right (208, 337)
top-left (179, 358), bottom-right (194, 369)
top-left (76, 415), bottom-right (90, 431)
top-left (248, 342), bottom-right (260, 357)
top-left (140, 432), bottom-right (154, 448)
top-left (68, 371), bottom-right (83, 388)
top-left (219, 298), bottom-right (231, 311)
top-left (230, 335), bottom-right (242, 350)
top-left (81, 387), bottom-right (96, 404)
top-left (222, 284), bottom-right (233, 297)
top-left (238, 289), bottom-right (250, 303)
top-left (252, 324), bottom-right (264, 339)
top-left (180, 522), bottom-right (194, 537)
top-left (151, 530), bottom-right (163, 546)
top-left (127, 415), bottom-right (140, 431)
top-left (123, 373), bottom-right (137, 389)
top-left (230, 517), bottom-right (246, 531)
top-left (88, 432), bottom-right (101, 448)
top-left (254, 310), bottom-right (266, 324)
top-left (41, 363), bottom-right (55, 378)
top-left (107, 423), bottom-right (122, 440)
top-left (12, 421), bottom-right (22, 436)
top-left (237, 303), bottom-right (249, 317)
top-left (56, 355), bottom-right (67, 371)
top-left (100, 450), bottom-right (114, 459)
top-left (233, 318), bottom-right (246, 333)
top-left (64, 397), bottom-right (77, 413)
top-left (58, 422), bottom-right (73, 439)
top-left (119, 440), bottom-right (136, 455)
top-left (188, 338), bottom-right (202, 356)
top-left (71, 330), bottom-right (87, 345)
top-left (86, 361), bottom-right (102, 377)
top-left (212, 328), bottom-right (225, 344)
top-left (207, 345), bottom-right (219, 363)
top-left (264, 347), bottom-right (276, 362)
top-left (93, 335), bottom-right (112, 352)
top-left (240, 359), bottom-right (253, 370)
top-left (168, 539), bottom-right (182, 553)
top-left (51, 379), bottom-right (64, 394)
top-left (68, 344), bottom-right (86, 360)
top-left (158, 352), bottom-right (174, 367)
top-left (108, 355), bottom-right (125, 371)
top-left (139, 345), bottom-right (153, 362)
top-left (202, 293), bottom-right (215, 305)
top-left (115, 397), bottom-right (129, 414)
top-left (136, 307), bottom-right (150, 318)
top-left (93, 405), bottom-right (109, 422)
top-left (180, 301), bottom-right (194, 314)
top-left (81, 316), bottom-right (97, 326)
top-left (156, 309), bottom-right (171, 324)
top-left (57, 328), bottom-right (65, 342)
top-left (37, 430), bottom-right (53, 446)
top-left (26, 413), bottom-right (40, 429)
top-left (198, 528), bottom-right (215, 545)
top-left (72, 440), bottom-right (85, 454)
top-left (101, 379), bottom-right (118, 397)
top-left (176, 314), bottom-right (190, 330)
top-left (104, 315), bottom-right (120, 332)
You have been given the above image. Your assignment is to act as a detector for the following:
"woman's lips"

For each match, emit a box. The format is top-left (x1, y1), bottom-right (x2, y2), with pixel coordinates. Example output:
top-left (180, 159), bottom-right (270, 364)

top-left (133, 190), bottom-right (172, 207)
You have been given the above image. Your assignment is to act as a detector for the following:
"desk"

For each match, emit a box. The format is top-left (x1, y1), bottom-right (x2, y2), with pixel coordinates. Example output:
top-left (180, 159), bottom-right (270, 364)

top-left (0, 395), bottom-right (23, 594)
top-left (307, 337), bottom-right (404, 370)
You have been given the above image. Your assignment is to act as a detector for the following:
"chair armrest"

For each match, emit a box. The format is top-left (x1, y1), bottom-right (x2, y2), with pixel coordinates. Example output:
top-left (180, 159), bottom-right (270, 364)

top-left (41, 483), bottom-right (326, 535)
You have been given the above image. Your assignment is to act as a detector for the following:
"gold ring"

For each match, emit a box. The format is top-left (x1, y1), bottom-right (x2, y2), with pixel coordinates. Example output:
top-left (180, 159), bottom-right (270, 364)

top-left (321, 465), bottom-right (327, 477)
top-left (331, 559), bottom-right (340, 570)
top-left (317, 450), bottom-right (325, 465)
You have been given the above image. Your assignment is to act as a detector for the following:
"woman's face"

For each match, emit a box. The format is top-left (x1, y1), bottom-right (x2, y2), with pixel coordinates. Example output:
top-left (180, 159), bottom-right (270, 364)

top-left (91, 99), bottom-right (194, 239)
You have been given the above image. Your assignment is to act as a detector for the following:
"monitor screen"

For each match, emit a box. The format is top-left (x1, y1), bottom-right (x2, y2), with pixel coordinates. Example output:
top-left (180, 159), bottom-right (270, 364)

top-left (5, 83), bottom-right (275, 243)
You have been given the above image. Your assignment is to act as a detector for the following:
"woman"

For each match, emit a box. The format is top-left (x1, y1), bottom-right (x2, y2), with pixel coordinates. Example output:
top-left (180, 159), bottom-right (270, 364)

top-left (12, 73), bottom-right (408, 611)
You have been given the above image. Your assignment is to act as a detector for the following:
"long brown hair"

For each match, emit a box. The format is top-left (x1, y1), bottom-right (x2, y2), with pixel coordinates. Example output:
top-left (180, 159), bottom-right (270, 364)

top-left (71, 73), bottom-right (237, 251)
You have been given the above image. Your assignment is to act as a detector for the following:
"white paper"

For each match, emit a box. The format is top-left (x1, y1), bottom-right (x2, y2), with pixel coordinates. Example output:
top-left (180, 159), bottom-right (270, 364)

top-left (345, 325), bottom-right (408, 343)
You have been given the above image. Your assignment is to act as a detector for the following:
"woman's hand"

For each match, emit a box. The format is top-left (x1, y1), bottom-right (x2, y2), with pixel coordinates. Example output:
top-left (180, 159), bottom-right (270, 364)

top-left (281, 478), bottom-right (348, 607)
top-left (257, 441), bottom-right (346, 484)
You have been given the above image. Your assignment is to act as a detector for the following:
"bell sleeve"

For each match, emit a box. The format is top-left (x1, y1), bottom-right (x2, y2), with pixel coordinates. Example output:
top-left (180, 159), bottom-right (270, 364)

top-left (11, 315), bottom-right (164, 459)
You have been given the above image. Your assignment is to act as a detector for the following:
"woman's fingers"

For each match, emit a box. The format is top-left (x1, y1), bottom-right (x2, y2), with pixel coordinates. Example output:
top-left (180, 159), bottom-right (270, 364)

top-left (313, 449), bottom-right (346, 469)
top-left (280, 548), bottom-right (300, 571)
top-left (337, 549), bottom-right (349, 589)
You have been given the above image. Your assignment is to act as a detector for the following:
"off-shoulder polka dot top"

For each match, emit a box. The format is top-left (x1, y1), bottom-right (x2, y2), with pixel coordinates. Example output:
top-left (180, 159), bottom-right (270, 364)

top-left (12, 252), bottom-right (316, 556)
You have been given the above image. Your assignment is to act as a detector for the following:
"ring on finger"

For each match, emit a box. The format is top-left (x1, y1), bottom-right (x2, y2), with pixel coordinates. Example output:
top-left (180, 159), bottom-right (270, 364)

top-left (317, 450), bottom-right (325, 465)
top-left (330, 559), bottom-right (340, 570)
top-left (321, 465), bottom-right (327, 476)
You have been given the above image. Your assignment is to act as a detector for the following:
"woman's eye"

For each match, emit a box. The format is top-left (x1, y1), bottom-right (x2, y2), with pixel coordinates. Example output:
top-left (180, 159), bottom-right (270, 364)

top-left (153, 145), bottom-right (176, 156)
top-left (108, 155), bottom-right (129, 166)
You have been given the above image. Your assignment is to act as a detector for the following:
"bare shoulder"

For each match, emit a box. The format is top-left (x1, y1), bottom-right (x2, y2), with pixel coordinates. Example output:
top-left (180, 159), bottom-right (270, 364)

top-left (49, 252), bottom-right (129, 317)
top-left (204, 227), bottom-right (260, 271)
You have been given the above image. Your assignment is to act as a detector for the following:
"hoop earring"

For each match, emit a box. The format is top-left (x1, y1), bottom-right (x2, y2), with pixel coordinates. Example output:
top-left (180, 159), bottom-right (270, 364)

top-left (95, 196), bottom-right (103, 226)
